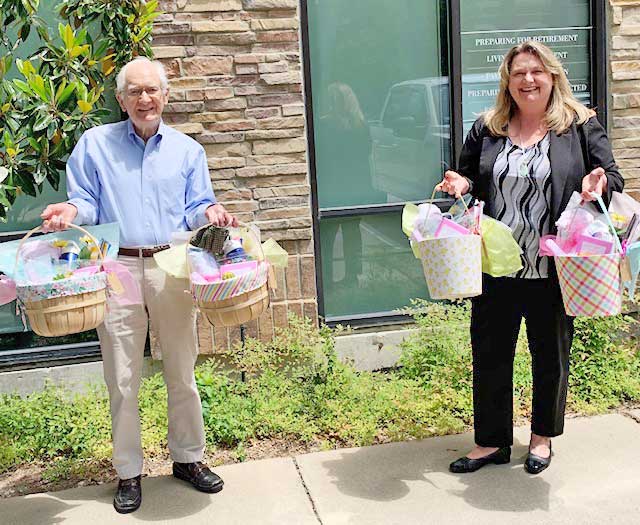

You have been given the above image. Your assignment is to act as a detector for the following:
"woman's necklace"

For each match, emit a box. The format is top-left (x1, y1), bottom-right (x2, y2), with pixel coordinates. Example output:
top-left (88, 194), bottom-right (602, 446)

top-left (518, 126), bottom-right (530, 177)
top-left (515, 119), bottom-right (544, 177)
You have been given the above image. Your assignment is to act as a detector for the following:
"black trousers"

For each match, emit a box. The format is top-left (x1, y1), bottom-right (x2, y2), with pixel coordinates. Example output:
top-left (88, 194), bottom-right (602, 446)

top-left (470, 274), bottom-right (574, 447)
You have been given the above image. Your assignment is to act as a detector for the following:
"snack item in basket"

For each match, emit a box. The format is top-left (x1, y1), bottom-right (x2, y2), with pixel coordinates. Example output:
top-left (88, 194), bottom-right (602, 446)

top-left (222, 271), bottom-right (235, 280)
top-left (59, 241), bottom-right (80, 269)
top-left (220, 237), bottom-right (247, 264)
top-left (190, 225), bottom-right (228, 256)
top-left (99, 239), bottom-right (112, 258)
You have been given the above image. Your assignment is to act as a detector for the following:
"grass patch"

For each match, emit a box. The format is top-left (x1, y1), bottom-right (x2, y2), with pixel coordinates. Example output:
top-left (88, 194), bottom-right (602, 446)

top-left (1, 305), bottom-right (639, 476)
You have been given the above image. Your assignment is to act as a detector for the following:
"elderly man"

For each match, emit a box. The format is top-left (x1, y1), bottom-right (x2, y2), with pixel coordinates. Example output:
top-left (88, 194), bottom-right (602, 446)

top-left (41, 57), bottom-right (235, 514)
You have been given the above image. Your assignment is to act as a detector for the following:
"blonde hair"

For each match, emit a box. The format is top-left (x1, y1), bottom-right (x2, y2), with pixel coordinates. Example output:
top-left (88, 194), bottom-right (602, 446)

top-left (483, 40), bottom-right (593, 136)
top-left (327, 82), bottom-right (366, 129)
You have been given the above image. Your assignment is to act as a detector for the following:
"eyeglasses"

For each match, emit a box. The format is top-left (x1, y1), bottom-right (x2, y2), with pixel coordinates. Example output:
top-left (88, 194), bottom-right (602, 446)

top-left (125, 86), bottom-right (163, 99)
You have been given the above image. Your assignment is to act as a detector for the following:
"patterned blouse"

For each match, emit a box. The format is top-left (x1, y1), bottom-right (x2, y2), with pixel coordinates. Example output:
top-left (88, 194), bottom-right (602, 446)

top-left (491, 133), bottom-right (552, 279)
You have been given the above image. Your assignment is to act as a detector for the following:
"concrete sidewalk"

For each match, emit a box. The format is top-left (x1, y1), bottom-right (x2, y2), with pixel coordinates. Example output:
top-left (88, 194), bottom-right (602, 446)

top-left (1, 413), bottom-right (639, 524)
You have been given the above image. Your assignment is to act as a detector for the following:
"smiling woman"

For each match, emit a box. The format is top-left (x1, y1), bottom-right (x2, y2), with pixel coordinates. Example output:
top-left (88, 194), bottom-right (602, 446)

top-left (438, 39), bottom-right (623, 477)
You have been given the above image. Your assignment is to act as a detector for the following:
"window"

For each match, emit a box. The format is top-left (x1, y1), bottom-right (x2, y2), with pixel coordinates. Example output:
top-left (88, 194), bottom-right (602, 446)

top-left (305, 0), bottom-right (449, 321)
top-left (302, 0), bottom-right (601, 324)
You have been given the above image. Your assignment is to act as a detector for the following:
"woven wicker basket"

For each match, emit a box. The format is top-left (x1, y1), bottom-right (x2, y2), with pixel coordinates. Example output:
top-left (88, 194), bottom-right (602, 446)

top-left (189, 222), bottom-right (273, 327)
top-left (16, 224), bottom-right (108, 337)
top-left (198, 281), bottom-right (270, 327)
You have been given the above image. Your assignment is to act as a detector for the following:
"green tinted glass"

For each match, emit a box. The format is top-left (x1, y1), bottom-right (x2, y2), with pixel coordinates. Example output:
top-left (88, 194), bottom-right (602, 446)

top-left (320, 213), bottom-right (429, 319)
top-left (460, 0), bottom-right (591, 134)
top-left (307, 0), bottom-right (449, 208)
top-left (461, 0), bottom-right (589, 31)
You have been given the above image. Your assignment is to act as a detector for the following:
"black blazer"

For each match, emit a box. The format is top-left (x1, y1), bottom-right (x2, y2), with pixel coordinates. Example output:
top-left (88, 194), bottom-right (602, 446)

top-left (458, 116), bottom-right (624, 232)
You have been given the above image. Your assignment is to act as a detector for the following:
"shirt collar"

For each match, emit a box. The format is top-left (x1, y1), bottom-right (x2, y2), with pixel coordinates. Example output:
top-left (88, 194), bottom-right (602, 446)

top-left (126, 118), bottom-right (166, 146)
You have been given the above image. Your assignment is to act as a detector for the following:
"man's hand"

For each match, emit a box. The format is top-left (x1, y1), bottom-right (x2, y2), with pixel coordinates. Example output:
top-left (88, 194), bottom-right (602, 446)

top-left (205, 203), bottom-right (238, 227)
top-left (581, 167), bottom-right (607, 202)
top-left (40, 203), bottom-right (78, 232)
top-left (435, 170), bottom-right (470, 199)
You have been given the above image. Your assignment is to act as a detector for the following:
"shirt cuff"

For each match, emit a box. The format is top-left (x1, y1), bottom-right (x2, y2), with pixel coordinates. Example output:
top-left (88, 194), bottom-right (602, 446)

top-left (66, 199), bottom-right (93, 226)
top-left (191, 203), bottom-right (214, 230)
top-left (463, 176), bottom-right (474, 194)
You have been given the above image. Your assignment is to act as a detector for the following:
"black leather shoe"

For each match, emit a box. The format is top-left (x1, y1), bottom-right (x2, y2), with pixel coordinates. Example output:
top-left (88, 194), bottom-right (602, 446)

top-left (173, 461), bottom-right (224, 493)
top-left (525, 442), bottom-right (552, 474)
top-left (113, 475), bottom-right (142, 514)
top-left (449, 446), bottom-right (511, 473)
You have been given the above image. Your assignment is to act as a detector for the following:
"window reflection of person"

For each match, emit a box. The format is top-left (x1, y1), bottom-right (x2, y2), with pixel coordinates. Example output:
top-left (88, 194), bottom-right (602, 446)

top-left (441, 41), bottom-right (623, 475)
top-left (319, 82), bottom-right (377, 286)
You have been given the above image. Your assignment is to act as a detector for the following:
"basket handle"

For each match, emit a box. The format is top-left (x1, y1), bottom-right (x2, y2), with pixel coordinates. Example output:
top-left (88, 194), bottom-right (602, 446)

top-left (593, 193), bottom-right (623, 254)
top-left (14, 223), bottom-right (106, 273)
top-left (424, 185), bottom-right (470, 228)
top-left (564, 194), bottom-right (623, 255)
top-left (186, 221), bottom-right (266, 277)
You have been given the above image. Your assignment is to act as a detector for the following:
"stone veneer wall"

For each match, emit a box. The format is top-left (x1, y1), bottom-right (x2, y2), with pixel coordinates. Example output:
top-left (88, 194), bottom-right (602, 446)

top-left (152, 0), bottom-right (317, 353)
top-left (610, 0), bottom-right (640, 199)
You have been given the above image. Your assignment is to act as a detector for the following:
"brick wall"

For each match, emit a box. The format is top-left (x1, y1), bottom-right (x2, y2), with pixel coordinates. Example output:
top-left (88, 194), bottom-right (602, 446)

top-left (152, 0), bottom-right (317, 353)
top-left (610, 0), bottom-right (640, 199)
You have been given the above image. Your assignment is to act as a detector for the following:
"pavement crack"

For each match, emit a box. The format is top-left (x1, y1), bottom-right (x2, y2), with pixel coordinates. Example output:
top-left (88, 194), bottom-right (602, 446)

top-left (292, 457), bottom-right (323, 525)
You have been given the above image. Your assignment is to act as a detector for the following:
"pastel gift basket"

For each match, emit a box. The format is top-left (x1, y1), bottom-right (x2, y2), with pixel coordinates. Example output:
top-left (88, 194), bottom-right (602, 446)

top-left (540, 193), bottom-right (624, 317)
top-left (403, 189), bottom-right (482, 300)
top-left (0, 222), bottom-right (141, 337)
top-left (187, 223), bottom-right (275, 327)
top-left (14, 224), bottom-right (109, 336)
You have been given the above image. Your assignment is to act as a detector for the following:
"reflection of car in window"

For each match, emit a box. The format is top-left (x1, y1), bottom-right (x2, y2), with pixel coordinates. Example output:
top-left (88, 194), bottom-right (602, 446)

top-left (370, 77), bottom-right (451, 202)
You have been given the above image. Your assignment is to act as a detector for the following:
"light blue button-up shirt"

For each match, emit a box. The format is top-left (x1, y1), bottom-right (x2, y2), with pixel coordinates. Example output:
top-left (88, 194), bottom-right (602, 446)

top-left (67, 119), bottom-right (215, 247)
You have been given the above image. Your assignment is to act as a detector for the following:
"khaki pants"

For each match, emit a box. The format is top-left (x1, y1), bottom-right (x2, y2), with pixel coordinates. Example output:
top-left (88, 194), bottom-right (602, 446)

top-left (97, 256), bottom-right (205, 479)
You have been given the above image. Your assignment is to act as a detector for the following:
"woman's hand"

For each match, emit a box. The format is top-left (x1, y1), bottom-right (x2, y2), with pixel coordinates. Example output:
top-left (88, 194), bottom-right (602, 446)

top-left (436, 170), bottom-right (470, 198)
top-left (581, 167), bottom-right (607, 202)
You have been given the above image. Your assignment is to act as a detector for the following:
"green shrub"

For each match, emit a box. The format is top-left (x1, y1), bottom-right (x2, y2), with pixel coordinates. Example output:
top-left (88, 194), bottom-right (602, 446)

top-left (1, 310), bottom-right (639, 476)
top-left (569, 315), bottom-right (640, 412)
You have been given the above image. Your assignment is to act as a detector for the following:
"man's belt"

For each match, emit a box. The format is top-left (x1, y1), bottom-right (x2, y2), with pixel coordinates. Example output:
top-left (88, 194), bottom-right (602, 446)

top-left (118, 245), bottom-right (170, 258)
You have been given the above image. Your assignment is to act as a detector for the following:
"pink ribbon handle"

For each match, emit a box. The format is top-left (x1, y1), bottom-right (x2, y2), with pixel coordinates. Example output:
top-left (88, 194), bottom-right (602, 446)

top-left (0, 276), bottom-right (17, 306)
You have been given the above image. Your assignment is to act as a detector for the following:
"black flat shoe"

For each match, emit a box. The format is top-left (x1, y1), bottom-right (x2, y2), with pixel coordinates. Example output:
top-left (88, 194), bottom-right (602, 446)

top-left (449, 446), bottom-right (511, 473)
top-left (524, 442), bottom-right (552, 474)
top-left (113, 475), bottom-right (142, 514)
top-left (173, 461), bottom-right (224, 493)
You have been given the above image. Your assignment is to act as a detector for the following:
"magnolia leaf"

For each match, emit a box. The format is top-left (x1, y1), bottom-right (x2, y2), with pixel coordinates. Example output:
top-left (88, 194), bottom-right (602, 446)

top-left (27, 137), bottom-right (41, 152)
top-left (3, 131), bottom-right (14, 149)
top-left (77, 100), bottom-right (92, 113)
top-left (33, 166), bottom-right (47, 184)
top-left (102, 57), bottom-right (115, 76)
top-left (63, 24), bottom-right (75, 51)
top-left (54, 78), bottom-right (67, 100)
top-left (30, 75), bottom-right (48, 102)
top-left (33, 113), bottom-right (53, 131)
top-left (70, 45), bottom-right (89, 58)
top-left (19, 23), bottom-right (31, 42)
top-left (18, 175), bottom-right (37, 197)
top-left (13, 79), bottom-right (33, 96)
top-left (57, 82), bottom-right (76, 105)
